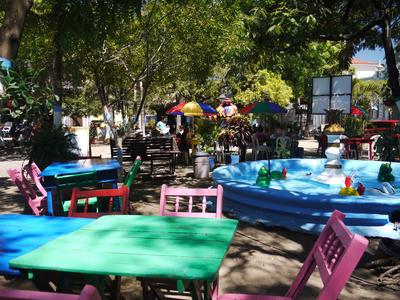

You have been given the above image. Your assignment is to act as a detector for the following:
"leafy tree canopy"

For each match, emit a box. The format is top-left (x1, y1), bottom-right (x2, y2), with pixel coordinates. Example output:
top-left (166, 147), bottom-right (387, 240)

top-left (235, 69), bottom-right (293, 106)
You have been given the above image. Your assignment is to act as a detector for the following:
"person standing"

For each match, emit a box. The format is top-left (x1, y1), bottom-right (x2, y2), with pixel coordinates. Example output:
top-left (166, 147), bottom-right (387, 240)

top-left (176, 125), bottom-right (189, 165)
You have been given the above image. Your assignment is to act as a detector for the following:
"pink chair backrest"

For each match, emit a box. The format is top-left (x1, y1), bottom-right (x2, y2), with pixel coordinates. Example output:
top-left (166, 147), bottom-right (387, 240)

top-left (7, 168), bottom-right (43, 216)
top-left (0, 284), bottom-right (100, 300)
top-left (68, 185), bottom-right (130, 218)
top-left (159, 184), bottom-right (223, 218)
top-left (285, 210), bottom-right (368, 300)
top-left (22, 162), bottom-right (47, 197)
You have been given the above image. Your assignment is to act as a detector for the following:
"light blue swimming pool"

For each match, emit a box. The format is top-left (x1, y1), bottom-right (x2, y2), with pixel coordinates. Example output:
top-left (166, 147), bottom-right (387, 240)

top-left (212, 159), bottom-right (400, 238)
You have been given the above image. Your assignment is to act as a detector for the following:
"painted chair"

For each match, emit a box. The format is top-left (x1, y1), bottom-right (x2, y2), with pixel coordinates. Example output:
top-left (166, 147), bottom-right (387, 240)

top-left (68, 185), bottom-right (130, 218)
top-left (123, 156), bottom-right (142, 189)
top-left (0, 285), bottom-right (101, 300)
top-left (141, 184), bottom-right (224, 299)
top-left (216, 210), bottom-right (368, 300)
top-left (275, 136), bottom-right (290, 158)
top-left (250, 134), bottom-right (270, 161)
top-left (159, 184), bottom-right (223, 218)
top-left (360, 134), bottom-right (381, 160)
top-left (22, 162), bottom-right (47, 197)
top-left (55, 171), bottom-right (99, 214)
top-left (7, 168), bottom-right (47, 216)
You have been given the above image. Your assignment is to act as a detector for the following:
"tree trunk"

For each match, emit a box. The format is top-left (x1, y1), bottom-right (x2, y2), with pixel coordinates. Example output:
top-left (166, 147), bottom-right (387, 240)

top-left (380, 16), bottom-right (400, 118)
top-left (52, 3), bottom-right (64, 128)
top-left (52, 36), bottom-right (63, 127)
top-left (95, 73), bottom-right (124, 169)
top-left (306, 98), bottom-right (313, 136)
top-left (0, 0), bottom-right (33, 60)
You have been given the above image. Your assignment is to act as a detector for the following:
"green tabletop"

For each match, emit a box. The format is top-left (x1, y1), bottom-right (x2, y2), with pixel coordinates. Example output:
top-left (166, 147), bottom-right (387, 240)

top-left (10, 215), bottom-right (238, 282)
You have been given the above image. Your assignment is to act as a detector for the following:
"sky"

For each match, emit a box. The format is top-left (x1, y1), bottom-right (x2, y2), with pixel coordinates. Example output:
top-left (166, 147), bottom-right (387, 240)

top-left (354, 48), bottom-right (386, 62)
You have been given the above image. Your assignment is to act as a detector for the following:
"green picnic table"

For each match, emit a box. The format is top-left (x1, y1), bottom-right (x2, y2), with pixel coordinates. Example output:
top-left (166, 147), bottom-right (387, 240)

top-left (9, 215), bottom-right (238, 299)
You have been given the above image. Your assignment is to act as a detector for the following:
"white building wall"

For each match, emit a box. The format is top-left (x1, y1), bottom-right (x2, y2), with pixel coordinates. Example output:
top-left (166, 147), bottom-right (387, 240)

top-left (354, 70), bottom-right (378, 79)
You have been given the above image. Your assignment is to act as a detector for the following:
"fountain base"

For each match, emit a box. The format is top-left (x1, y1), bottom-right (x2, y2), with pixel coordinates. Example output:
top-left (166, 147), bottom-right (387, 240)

top-left (312, 159), bottom-right (346, 187)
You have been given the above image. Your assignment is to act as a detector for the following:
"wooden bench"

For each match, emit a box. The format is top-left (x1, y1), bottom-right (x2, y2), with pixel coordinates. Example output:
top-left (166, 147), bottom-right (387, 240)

top-left (110, 137), bottom-right (178, 175)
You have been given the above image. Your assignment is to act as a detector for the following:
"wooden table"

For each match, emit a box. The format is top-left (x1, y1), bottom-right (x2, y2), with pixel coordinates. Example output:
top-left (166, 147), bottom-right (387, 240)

top-left (0, 214), bottom-right (93, 277)
top-left (341, 138), bottom-right (374, 160)
top-left (10, 215), bottom-right (238, 299)
top-left (39, 159), bottom-right (121, 215)
top-left (148, 150), bottom-right (181, 175)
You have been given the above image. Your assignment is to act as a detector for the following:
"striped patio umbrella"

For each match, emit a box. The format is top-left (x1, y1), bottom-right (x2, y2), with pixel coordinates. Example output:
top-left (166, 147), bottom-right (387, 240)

top-left (166, 101), bottom-right (218, 116)
top-left (351, 104), bottom-right (367, 116)
top-left (240, 101), bottom-right (287, 114)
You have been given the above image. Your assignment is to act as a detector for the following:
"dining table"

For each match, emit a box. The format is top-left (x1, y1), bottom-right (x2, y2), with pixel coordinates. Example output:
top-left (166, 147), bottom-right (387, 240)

top-left (39, 158), bottom-right (121, 215)
top-left (0, 214), bottom-right (93, 277)
top-left (341, 137), bottom-right (374, 160)
top-left (9, 215), bottom-right (238, 300)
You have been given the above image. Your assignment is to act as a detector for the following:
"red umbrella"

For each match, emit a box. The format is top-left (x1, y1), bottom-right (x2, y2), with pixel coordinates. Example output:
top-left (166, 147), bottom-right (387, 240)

top-left (351, 105), bottom-right (367, 116)
top-left (240, 101), bottom-right (287, 114)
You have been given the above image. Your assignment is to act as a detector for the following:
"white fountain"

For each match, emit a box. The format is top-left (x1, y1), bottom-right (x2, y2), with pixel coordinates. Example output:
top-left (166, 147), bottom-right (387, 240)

top-left (312, 138), bottom-right (347, 187)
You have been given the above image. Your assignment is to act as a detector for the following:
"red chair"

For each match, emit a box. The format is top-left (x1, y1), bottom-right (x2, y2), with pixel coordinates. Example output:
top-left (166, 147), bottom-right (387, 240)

top-left (7, 168), bottom-right (47, 216)
top-left (216, 210), bottom-right (368, 300)
top-left (159, 184), bottom-right (223, 218)
top-left (68, 185), bottom-right (129, 218)
top-left (0, 284), bottom-right (100, 300)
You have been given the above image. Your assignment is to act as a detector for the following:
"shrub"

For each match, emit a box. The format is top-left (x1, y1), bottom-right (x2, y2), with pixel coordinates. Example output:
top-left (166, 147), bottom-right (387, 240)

top-left (28, 126), bottom-right (79, 169)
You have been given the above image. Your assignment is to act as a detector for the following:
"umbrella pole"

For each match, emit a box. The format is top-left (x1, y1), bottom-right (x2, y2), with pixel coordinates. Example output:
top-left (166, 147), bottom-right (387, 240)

top-left (192, 117), bottom-right (197, 152)
top-left (267, 146), bottom-right (271, 176)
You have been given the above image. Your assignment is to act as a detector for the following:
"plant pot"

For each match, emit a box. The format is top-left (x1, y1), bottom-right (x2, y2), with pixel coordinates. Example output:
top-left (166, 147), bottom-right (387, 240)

top-left (225, 153), bottom-right (240, 165)
top-left (193, 152), bottom-right (210, 179)
top-left (231, 154), bottom-right (240, 164)
top-left (209, 155), bottom-right (216, 170)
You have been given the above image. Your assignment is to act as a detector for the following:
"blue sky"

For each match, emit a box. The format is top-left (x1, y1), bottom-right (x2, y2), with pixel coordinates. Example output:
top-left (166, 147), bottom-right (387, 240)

top-left (354, 48), bottom-right (385, 62)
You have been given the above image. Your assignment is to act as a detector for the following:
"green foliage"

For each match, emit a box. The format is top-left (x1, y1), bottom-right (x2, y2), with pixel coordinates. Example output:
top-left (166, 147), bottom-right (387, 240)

top-left (218, 115), bottom-right (252, 148)
top-left (28, 126), bottom-right (79, 169)
top-left (0, 68), bottom-right (52, 122)
top-left (194, 118), bottom-right (220, 152)
top-left (340, 115), bottom-right (367, 137)
top-left (374, 125), bottom-right (400, 162)
top-left (235, 69), bottom-right (293, 105)
top-left (353, 80), bottom-right (386, 110)
top-left (7, 0), bottom-right (373, 125)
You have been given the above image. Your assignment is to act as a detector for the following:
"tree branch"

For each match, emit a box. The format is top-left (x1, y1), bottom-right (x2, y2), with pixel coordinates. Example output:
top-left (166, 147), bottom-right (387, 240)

top-left (342, 0), bottom-right (355, 24)
top-left (318, 19), bottom-right (382, 41)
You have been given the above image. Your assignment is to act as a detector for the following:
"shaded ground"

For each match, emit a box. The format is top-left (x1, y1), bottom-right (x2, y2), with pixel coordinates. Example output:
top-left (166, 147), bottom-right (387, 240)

top-left (1, 142), bottom-right (399, 299)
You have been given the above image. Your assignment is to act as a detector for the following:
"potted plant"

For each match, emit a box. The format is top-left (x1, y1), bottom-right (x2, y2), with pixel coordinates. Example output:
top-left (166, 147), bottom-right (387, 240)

top-left (217, 115), bottom-right (252, 163)
top-left (28, 126), bottom-right (79, 169)
top-left (196, 119), bottom-right (221, 167)
top-left (374, 124), bottom-right (400, 162)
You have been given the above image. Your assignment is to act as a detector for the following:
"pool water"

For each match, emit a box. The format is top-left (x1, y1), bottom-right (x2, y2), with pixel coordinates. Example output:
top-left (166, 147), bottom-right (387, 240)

top-left (238, 170), bottom-right (399, 196)
top-left (212, 159), bottom-right (400, 238)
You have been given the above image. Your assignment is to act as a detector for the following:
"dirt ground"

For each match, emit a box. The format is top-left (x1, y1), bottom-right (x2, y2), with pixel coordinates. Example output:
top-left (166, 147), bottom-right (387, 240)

top-left (1, 141), bottom-right (399, 299)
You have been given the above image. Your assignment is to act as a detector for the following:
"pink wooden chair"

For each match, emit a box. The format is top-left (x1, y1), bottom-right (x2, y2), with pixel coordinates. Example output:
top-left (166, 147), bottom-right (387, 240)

top-left (0, 284), bottom-right (100, 300)
top-left (141, 184), bottom-right (224, 299)
top-left (22, 162), bottom-right (47, 197)
top-left (68, 185), bottom-right (129, 218)
top-left (159, 184), bottom-right (223, 218)
top-left (216, 210), bottom-right (368, 300)
top-left (7, 168), bottom-right (47, 216)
